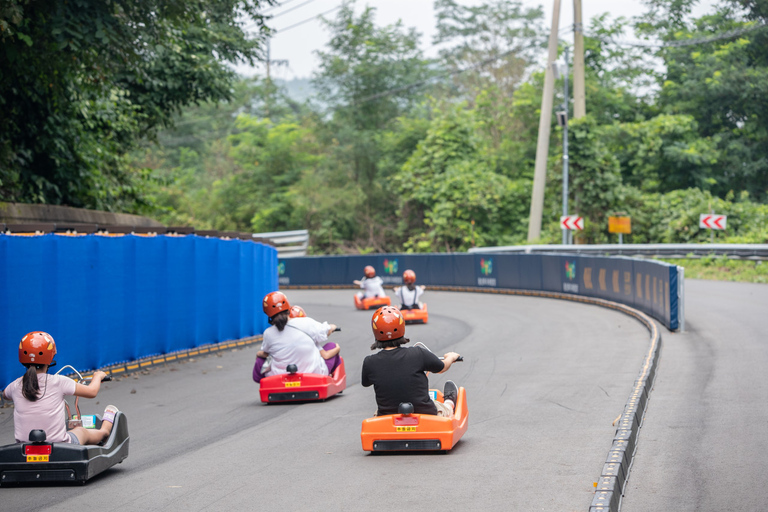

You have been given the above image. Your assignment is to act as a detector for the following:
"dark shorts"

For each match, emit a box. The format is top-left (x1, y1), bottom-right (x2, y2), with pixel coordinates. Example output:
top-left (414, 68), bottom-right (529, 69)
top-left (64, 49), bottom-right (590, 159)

top-left (68, 431), bottom-right (80, 445)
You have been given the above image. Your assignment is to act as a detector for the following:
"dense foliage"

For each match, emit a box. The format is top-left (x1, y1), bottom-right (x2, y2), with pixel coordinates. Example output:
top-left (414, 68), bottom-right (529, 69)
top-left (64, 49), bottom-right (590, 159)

top-left (4, 0), bottom-right (768, 251)
top-left (0, 0), bottom-right (274, 210)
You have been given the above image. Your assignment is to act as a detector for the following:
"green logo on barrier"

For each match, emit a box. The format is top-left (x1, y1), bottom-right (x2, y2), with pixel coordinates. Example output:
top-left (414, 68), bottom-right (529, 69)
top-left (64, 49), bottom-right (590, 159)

top-left (383, 258), bottom-right (398, 275)
top-left (480, 258), bottom-right (493, 275)
top-left (565, 261), bottom-right (576, 280)
top-left (277, 262), bottom-right (285, 275)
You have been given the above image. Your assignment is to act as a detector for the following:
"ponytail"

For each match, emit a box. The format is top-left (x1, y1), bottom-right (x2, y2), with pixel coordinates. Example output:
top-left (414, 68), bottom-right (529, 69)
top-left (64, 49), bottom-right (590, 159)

top-left (21, 365), bottom-right (41, 401)
top-left (272, 311), bottom-right (290, 332)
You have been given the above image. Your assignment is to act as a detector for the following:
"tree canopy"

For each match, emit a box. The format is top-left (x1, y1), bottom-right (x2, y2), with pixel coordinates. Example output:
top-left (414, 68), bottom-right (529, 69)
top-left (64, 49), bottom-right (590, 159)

top-left (4, 0), bottom-right (768, 249)
top-left (0, 0), bottom-right (273, 210)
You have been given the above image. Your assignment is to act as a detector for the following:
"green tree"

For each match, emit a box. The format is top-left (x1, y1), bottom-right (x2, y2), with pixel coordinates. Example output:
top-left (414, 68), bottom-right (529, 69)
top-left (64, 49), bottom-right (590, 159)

top-left (636, 0), bottom-right (768, 199)
top-left (568, 116), bottom-right (625, 243)
top-left (0, 0), bottom-right (274, 210)
top-left (433, 0), bottom-right (545, 153)
top-left (313, 4), bottom-right (430, 186)
top-left (395, 103), bottom-right (529, 251)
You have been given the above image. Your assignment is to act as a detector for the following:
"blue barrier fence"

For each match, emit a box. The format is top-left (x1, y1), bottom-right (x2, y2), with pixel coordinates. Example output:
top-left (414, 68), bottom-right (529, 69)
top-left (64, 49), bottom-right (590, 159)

top-left (1, 234), bottom-right (278, 386)
top-left (278, 253), bottom-right (680, 330)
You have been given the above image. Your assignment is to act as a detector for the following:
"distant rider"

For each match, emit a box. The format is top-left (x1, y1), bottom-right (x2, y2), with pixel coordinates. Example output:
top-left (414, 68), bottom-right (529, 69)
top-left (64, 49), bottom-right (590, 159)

top-left (353, 265), bottom-right (386, 299)
top-left (393, 269), bottom-right (425, 310)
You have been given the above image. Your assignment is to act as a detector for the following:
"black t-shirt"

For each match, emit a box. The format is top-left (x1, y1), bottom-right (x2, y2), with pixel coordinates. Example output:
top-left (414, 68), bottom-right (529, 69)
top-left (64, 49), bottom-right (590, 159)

top-left (361, 346), bottom-right (445, 416)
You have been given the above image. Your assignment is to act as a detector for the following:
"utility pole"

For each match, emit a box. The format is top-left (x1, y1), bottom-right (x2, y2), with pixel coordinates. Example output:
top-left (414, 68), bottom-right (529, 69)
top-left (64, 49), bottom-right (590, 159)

top-left (265, 39), bottom-right (272, 118)
top-left (264, 39), bottom-right (289, 119)
top-left (560, 47), bottom-right (569, 245)
top-left (527, 0), bottom-right (562, 242)
top-left (572, 0), bottom-right (586, 118)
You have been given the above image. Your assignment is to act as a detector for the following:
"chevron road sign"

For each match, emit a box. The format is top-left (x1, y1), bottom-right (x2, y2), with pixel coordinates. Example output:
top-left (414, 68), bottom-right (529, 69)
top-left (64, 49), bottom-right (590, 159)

top-left (699, 214), bottom-right (727, 230)
top-left (560, 215), bottom-right (584, 231)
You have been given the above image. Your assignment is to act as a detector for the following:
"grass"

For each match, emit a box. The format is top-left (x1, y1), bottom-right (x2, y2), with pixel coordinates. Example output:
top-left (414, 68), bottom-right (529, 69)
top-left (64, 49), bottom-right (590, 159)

top-left (658, 256), bottom-right (768, 284)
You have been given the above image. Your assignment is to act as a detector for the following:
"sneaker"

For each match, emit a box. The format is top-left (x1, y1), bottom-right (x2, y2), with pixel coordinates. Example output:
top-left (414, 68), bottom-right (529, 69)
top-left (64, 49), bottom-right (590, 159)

top-left (102, 405), bottom-right (119, 424)
top-left (443, 380), bottom-right (458, 406)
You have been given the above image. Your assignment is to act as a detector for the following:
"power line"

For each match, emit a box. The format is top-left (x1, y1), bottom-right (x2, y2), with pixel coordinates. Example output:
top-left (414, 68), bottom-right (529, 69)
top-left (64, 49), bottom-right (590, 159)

top-left (262, 0), bottom-right (300, 14)
top-left (243, 1), bottom-right (342, 34)
top-left (588, 22), bottom-right (767, 49)
top-left (274, 5), bottom-right (342, 33)
top-left (353, 40), bottom-right (546, 105)
top-left (271, 0), bottom-right (322, 20)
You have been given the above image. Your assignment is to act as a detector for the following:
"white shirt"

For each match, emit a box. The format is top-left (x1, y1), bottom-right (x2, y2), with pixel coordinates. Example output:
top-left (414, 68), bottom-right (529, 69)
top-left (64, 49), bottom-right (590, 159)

top-left (5, 373), bottom-right (76, 443)
top-left (359, 276), bottom-right (385, 298)
top-left (261, 317), bottom-right (330, 376)
top-left (396, 285), bottom-right (424, 307)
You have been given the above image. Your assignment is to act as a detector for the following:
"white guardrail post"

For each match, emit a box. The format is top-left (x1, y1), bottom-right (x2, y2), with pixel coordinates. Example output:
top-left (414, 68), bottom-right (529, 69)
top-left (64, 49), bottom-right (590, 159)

top-left (252, 229), bottom-right (309, 258)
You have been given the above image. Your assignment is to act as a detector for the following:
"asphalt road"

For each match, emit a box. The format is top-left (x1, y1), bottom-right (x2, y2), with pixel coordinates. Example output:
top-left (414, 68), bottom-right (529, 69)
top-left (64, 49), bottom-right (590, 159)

top-left (0, 284), bottom-right (731, 511)
top-left (620, 280), bottom-right (768, 511)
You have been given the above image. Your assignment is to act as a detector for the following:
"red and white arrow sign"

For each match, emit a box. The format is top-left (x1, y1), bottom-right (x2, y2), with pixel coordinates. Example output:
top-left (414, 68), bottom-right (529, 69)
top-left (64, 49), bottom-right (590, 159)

top-left (560, 215), bottom-right (584, 231)
top-left (699, 214), bottom-right (727, 230)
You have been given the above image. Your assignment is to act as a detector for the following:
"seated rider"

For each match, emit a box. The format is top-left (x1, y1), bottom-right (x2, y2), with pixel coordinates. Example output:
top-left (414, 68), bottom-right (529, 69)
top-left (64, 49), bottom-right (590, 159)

top-left (361, 306), bottom-right (461, 417)
top-left (2, 331), bottom-right (119, 445)
top-left (353, 265), bottom-right (386, 299)
top-left (393, 269), bottom-right (425, 310)
top-left (255, 292), bottom-right (341, 381)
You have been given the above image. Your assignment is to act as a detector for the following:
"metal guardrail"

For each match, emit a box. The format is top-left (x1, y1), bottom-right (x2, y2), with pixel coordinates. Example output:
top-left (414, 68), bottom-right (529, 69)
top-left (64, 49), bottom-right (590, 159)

top-left (252, 229), bottom-right (309, 258)
top-left (468, 243), bottom-right (768, 260)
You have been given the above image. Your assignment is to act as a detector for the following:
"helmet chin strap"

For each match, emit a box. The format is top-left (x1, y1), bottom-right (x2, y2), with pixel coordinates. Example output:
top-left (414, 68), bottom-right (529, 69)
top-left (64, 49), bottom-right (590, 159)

top-left (48, 360), bottom-right (56, 368)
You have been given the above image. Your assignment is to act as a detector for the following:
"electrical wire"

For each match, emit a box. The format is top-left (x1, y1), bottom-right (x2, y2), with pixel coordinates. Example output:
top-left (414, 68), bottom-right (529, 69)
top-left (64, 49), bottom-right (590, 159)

top-left (262, 0), bottom-right (300, 14)
top-left (271, 0), bottom-right (322, 20)
top-left (587, 22), bottom-right (767, 49)
top-left (243, 1), bottom-right (342, 34)
top-left (274, 4), bottom-right (342, 33)
top-left (352, 39), bottom-right (546, 105)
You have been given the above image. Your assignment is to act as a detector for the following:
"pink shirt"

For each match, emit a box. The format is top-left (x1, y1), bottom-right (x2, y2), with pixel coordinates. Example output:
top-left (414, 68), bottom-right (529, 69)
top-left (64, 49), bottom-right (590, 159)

top-left (4, 373), bottom-right (77, 443)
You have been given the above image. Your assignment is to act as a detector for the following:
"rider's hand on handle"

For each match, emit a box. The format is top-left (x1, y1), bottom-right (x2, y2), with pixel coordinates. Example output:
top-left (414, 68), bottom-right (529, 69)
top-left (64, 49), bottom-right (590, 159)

top-left (93, 371), bottom-right (108, 382)
top-left (438, 352), bottom-right (461, 374)
top-left (443, 352), bottom-right (461, 363)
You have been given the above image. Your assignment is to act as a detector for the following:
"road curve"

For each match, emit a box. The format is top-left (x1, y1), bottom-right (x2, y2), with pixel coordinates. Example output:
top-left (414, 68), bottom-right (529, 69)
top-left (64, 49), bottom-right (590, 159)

top-left (2, 288), bottom-right (656, 510)
top-left (620, 280), bottom-right (768, 511)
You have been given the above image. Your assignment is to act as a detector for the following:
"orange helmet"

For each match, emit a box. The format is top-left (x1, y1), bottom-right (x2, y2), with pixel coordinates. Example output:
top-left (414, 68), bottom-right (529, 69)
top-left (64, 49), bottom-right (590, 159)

top-left (19, 331), bottom-right (56, 366)
top-left (263, 291), bottom-right (290, 318)
top-left (371, 306), bottom-right (405, 341)
top-left (364, 265), bottom-right (376, 278)
top-left (290, 305), bottom-right (306, 318)
top-left (403, 269), bottom-right (416, 284)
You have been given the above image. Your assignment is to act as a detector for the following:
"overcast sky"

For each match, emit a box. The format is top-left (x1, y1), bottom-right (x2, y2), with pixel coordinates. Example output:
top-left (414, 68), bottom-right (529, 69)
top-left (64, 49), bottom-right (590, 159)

top-left (241, 0), bottom-right (717, 80)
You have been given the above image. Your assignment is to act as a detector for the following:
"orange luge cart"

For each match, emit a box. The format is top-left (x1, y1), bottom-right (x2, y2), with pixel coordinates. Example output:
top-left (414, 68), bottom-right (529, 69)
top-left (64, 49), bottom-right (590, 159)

top-left (354, 295), bottom-right (391, 310)
top-left (399, 303), bottom-right (428, 324)
top-left (360, 386), bottom-right (468, 453)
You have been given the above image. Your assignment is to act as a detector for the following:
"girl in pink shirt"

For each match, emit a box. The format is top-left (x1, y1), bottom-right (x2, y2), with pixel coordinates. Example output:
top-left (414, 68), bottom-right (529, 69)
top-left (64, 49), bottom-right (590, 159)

top-left (1, 331), bottom-right (118, 445)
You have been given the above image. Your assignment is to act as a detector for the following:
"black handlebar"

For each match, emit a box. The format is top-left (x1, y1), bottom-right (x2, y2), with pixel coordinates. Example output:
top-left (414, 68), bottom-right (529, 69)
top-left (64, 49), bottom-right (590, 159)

top-left (83, 374), bottom-right (112, 384)
top-left (334, 327), bottom-right (341, 332)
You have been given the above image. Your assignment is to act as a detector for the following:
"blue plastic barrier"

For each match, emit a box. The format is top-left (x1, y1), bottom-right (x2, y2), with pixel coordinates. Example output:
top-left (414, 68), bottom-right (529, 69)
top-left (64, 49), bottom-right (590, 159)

top-left (278, 253), bottom-right (679, 330)
top-left (1, 234), bottom-right (277, 386)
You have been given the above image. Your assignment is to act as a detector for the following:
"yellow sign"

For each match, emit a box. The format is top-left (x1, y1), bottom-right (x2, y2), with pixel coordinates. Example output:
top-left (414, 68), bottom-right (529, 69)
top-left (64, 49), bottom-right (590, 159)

top-left (284, 381), bottom-right (301, 387)
top-left (608, 216), bottom-right (631, 234)
top-left (26, 455), bottom-right (49, 462)
top-left (396, 426), bottom-right (417, 432)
